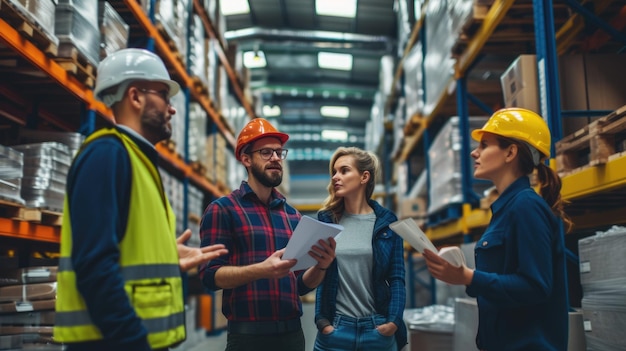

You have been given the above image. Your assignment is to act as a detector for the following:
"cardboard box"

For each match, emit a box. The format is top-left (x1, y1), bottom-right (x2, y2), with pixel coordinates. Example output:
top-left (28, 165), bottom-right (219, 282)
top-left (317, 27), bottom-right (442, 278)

top-left (399, 197), bottom-right (427, 219)
top-left (500, 55), bottom-right (540, 114)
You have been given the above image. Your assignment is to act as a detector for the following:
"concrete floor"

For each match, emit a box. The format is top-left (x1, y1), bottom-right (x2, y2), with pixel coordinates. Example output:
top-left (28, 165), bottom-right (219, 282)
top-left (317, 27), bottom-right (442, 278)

top-left (182, 301), bottom-right (318, 351)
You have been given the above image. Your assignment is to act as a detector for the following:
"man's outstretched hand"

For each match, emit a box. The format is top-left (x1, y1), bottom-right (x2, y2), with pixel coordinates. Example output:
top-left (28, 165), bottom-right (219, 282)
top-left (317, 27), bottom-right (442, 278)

top-left (177, 229), bottom-right (228, 272)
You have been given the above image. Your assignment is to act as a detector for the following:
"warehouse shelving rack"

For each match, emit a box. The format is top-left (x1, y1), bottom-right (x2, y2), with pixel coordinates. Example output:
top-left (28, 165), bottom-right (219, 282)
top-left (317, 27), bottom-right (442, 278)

top-left (393, 0), bottom-right (626, 306)
top-left (0, 0), bottom-right (251, 249)
top-left (395, 0), bottom-right (626, 243)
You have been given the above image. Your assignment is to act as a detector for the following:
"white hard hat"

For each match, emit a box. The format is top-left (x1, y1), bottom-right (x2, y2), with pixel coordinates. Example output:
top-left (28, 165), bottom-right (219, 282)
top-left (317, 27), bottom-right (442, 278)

top-left (94, 48), bottom-right (180, 107)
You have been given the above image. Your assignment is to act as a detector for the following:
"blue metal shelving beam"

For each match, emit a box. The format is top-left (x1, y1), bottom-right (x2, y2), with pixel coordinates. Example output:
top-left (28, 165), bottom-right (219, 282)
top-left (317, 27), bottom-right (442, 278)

top-left (467, 92), bottom-right (494, 116)
top-left (564, 0), bottom-right (626, 47)
top-left (534, 0), bottom-right (580, 267)
top-left (533, 0), bottom-right (564, 146)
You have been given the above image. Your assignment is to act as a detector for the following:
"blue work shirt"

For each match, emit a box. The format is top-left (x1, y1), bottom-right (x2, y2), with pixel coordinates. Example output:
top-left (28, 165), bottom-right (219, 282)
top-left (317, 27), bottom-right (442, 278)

top-left (467, 176), bottom-right (569, 350)
top-left (65, 126), bottom-right (155, 351)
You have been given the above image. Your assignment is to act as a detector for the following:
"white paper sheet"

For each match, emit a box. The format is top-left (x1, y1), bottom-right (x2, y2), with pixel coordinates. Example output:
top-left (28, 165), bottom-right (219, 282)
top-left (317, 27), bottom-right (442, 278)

top-left (283, 216), bottom-right (343, 271)
top-left (389, 218), bottom-right (465, 267)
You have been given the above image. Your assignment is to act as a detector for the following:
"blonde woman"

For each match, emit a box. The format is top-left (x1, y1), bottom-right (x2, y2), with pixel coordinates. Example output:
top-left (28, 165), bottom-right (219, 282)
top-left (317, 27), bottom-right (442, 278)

top-left (314, 147), bottom-right (407, 351)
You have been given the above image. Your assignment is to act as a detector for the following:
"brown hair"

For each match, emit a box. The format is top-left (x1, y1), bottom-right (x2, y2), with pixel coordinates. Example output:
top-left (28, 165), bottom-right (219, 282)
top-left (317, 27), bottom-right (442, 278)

top-left (496, 136), bottom-right (572, 232)
top-left (319, 147), bottom-right (379, 223)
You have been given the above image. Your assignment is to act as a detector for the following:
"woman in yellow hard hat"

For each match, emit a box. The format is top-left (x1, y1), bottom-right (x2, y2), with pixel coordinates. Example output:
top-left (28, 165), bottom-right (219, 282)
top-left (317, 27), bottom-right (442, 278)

top-left (423, 108), bottom-right (572, 351)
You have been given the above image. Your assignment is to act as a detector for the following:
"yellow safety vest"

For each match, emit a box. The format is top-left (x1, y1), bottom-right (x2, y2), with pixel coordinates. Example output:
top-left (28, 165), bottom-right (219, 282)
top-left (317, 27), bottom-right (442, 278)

top-left (54, 128), bottom-right (185, 348)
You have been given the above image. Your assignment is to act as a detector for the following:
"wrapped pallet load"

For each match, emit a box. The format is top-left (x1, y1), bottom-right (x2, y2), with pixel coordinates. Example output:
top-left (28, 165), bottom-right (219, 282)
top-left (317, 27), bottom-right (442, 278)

top-left (578, 226), bottom-right (626, 350)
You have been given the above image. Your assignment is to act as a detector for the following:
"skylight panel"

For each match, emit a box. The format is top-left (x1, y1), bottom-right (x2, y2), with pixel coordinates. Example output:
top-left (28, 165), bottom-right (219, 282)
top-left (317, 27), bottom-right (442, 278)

top-left (318, 52), bottom-right (353, 70)
top-left (320, 106), bottom-right (350, 118)
top-left (316, 0), bottom-right (357, 18)
top-left (221, 0), bottom-right (250, 16)
top-left (322, 130), bottom-right (348, 141)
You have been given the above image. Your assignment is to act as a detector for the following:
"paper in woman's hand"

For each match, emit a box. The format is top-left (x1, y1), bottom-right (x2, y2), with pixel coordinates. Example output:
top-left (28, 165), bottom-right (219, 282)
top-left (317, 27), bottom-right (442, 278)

top-left (389, 218), bottom-right (465, 267)
top-left (389, 218), bottom-right (437, 253)
top-left (283, 216), bottom-right (343, 271)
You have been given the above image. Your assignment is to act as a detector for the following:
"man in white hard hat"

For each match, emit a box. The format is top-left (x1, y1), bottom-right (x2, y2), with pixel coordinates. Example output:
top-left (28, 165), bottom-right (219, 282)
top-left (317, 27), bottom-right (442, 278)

top-left (54, 48), bottom-right (228, 351)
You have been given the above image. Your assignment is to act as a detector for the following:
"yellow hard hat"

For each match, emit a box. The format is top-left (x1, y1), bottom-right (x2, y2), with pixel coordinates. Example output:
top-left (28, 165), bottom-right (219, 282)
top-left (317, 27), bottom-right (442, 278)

top-left (471, 108), bottom-right (551, 157)
top-left (235, 118), bottom-right (289, 161)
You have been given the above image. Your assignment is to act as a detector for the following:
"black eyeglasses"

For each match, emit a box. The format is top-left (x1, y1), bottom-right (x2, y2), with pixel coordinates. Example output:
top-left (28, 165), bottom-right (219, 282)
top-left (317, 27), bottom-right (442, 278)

top-left (249, 148), bottom-right (288, 160)
top-left (139, 88), bottom-right (170, 105)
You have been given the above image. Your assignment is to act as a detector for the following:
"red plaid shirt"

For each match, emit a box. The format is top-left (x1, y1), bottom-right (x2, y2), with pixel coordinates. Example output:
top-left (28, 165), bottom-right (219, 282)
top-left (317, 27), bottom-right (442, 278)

top-left (199, 181), bottom-right (308, 322)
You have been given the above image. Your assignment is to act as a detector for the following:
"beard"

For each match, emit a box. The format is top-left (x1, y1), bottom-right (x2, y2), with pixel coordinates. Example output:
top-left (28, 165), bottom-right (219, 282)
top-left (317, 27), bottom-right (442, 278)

top-left (251, 161), bottom-right (283, 188)
top-left (141, 105), bottom-right (172, 144)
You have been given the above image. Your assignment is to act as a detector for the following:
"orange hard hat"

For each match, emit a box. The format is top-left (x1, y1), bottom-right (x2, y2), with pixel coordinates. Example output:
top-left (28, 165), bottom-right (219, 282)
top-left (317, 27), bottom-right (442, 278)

top-left (235, 118), bottom-right (289, 161)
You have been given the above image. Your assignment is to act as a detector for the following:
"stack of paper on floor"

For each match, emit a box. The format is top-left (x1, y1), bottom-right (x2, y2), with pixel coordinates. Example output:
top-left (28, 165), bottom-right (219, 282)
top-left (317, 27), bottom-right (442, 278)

top-left (389, 218), bottom-right (465, 267)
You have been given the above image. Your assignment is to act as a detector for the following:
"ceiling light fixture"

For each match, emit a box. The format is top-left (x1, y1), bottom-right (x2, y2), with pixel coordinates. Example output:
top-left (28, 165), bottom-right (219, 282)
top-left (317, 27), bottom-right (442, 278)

top-left (243, 50), bottom-right (267, 68)
top-left (220, 0), bottom-right (250, 15)
top-left (321, 130), bottom-right (348, 141)
top-left (316, 0), bottom-right (357, 18)
top-left (318, 52), bottom-right (353, 70)
top-left (262, 105), bottom-right (281, 117)
top-left (320, 106), bottom-right (350, 118)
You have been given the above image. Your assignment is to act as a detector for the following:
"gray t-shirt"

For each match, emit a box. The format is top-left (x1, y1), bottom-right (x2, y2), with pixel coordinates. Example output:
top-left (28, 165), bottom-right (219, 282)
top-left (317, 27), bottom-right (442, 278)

top-left (335, 212), bottom-right (377, 317)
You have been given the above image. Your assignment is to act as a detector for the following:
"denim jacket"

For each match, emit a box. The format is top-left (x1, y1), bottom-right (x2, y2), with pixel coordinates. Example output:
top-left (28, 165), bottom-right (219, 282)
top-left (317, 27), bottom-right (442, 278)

top-left (315, 200), bottom-right (408, 349)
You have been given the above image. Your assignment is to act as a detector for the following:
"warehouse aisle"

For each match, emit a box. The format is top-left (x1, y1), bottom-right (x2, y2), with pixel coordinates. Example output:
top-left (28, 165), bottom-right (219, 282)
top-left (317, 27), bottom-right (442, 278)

top-left (185, 301), bottom-right (318, 351)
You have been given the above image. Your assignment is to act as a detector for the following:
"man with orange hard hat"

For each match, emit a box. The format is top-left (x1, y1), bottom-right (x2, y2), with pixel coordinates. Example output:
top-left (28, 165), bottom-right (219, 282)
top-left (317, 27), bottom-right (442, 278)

top-left (199, 118), bottom-right (337, 351)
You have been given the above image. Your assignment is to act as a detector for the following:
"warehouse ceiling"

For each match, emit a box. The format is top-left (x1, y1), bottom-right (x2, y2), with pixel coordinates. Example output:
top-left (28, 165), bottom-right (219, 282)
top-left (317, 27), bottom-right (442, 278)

top-left (219, 0), bottom-right (401, 206)
top-left (219, 0), bottom-right (626, 207)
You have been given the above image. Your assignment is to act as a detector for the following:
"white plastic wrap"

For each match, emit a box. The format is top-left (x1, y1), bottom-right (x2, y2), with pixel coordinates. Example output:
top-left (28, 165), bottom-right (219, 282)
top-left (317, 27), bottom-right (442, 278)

top-left (9, 0), bottom-right (58, 44)
top-left (55, 4), bottom-right (101, 66)
top-left (427, 116), bottom-right (490, 215)
top-left (98, 1), bottom-right (129, 59)
top-left (0, 145), bottom-right (24, 204)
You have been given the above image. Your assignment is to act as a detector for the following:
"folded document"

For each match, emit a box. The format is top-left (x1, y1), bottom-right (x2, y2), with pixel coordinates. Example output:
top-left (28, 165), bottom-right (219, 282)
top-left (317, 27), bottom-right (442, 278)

top-left (283, 216), bottom-right (343, 271)
top-left (389, 218), bottom-right (465, 267)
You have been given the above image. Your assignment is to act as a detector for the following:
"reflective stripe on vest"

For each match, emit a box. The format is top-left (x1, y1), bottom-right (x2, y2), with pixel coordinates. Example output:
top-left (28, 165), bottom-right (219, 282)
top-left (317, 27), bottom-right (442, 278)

top-left (55, 310), bottom-right (185, 335)
top-left (54, 128), bottom-right (184, 348)
top-left (58, 258), bottom-right (180, 280)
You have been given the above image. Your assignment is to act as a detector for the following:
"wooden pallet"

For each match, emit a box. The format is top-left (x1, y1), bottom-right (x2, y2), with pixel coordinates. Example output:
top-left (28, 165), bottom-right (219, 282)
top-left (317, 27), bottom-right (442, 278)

top-left (0, 198), bottom-right (24, 219)
top-left (191, 76), bottom-right (208, 96)
top-left (556, 105), bottom-right (626, 175)
top-left (188, 213), bottom-right (201, 225)
top-left (190, 161), bottom-right (207, 176)
top-left (18, 207), bottom-right (63, 226)
top-left (0, 198), bottom-right (62, 226)
top-left (0, 0), bottom-right (58, 56)
top-left (450, 3), bottom-right (491, 57)
top-left (53, 45), bottom-right (96, 88)
top-left (161, 139), bottom-right (177, 154)
top-left (155, 22), bottom-right (186, 68)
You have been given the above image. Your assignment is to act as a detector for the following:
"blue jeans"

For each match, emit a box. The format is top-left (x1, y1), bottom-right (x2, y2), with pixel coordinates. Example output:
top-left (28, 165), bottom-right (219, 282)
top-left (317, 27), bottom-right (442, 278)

top-left (313, 314), bottom-right (397, 351)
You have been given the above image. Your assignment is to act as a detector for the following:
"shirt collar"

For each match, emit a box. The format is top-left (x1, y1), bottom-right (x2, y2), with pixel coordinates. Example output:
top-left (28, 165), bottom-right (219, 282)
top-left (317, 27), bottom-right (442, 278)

top-left (116, 125), bottom-right (155, 150)
top-left (239, 181), bottom-right (286, 207)
top-left (490, 176), bottom-right (531, 215)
